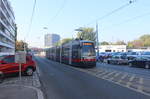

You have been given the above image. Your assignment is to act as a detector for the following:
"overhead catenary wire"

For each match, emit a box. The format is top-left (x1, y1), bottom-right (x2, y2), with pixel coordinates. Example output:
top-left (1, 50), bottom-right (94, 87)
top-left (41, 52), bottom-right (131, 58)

top-left (48, 0), bottom-right (67, 25)
top-left (42, 0), bottom-right (67, 40)
top-left (25, 0), bottom-right (37, 41)
top-left (103, 12), bottom-right (150, 30)
top-left (86, 0), bottom-right (137, 26)
top-left (69, 0), bottom-right (138, 40)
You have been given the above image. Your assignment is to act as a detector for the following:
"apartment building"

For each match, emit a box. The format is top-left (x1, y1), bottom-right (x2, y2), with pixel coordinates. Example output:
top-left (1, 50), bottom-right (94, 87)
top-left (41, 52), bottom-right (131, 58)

top-left (45, 34), bottom-right (60, 48)
top-left (0, 0), bottom-right (16, 56)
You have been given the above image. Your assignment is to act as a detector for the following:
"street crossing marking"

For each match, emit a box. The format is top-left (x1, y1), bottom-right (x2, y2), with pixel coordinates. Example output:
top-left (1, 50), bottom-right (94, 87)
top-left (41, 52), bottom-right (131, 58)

top-left (138, 78), bottom-right (144, 91)
top-left (118, 73), bottom-right (128, 83)
top-left (126, 75), bottom-right (135, 88)
top-left (95, 70), bottom-right (105, 75)
top-left (109, 72), bottom-right (121, 80)
top-left (74, 66), bottom-right (150, 97)
top-left (97, 71), bottom-right (108, 76)
top-left (139, 78), bottom-right (144, 84)
top-left (129, 75), bottom-right (135, 82)
top-left (103, 71), bottom-right (116, 79)
top-left (72, 65), bottom-right (150, 96)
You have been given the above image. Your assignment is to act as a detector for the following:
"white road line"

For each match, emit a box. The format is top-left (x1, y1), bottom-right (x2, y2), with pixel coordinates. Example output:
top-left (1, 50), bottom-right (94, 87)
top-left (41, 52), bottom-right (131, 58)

top-left (138, 78), bottom-right (144, 91)
top-left (114, 72), bottom-right (121, 77)
top-left (72, 65), bottom-right (150, 97)
top-left (97, 71), bottom-right (108, 77)
top-left (95, 70), bottom-right (105, 75)
top-left (129, 75), bottom-right (135, 82)
top-left (126, 75), bottom-right (135, 87)
top-left (118, 73), bottom-right (128, 83)
top-left (103, 71), bottom-right (116, 79)
top-left (139, 78), bottom-right (144, 84)
top-left (109, 72), bottom-right (120, 80)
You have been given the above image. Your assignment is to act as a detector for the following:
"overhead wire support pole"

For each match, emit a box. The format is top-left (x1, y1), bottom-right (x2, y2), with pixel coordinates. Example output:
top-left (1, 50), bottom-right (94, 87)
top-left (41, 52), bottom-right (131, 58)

top-left (96, 22), bottom-right (99, 58)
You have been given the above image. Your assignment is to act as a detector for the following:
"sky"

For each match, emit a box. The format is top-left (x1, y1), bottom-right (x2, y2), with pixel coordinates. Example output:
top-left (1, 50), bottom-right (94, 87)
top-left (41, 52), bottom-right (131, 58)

top-left (10, 0), bottom-right (150, 48)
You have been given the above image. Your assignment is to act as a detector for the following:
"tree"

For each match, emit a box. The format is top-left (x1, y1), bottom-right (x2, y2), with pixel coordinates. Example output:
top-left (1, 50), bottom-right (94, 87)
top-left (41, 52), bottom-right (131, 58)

top-left (100, 41), bottom-right (109, 45)
top-left (127, 41), bottom-right (134, 48)
top-left (61, 38), bottom-right (72, 44)
top-left (76, 27), bottom-right (96, 42)
top-left (127, 34), bottom-right (150, 48)
top-left (16, 40), bottom-right (28, 51)
top-left (55, 38), bottom-right (73, 46)
top-left (139, 34), bottom-right (150, 47)
top-left (114, 40), bottom-right (126, 45)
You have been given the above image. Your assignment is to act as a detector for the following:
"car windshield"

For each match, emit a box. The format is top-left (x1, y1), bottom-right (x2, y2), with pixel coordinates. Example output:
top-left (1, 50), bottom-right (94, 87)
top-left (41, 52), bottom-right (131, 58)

top-left (142, 52), bottom-right (150, 55)
top-left (127, 52), bottom-right (137, 55)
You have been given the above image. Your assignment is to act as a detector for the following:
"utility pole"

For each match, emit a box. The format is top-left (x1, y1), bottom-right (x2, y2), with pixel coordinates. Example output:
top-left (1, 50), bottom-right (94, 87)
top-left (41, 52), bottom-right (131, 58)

top-left (96, 23), bottom-right (99, 57)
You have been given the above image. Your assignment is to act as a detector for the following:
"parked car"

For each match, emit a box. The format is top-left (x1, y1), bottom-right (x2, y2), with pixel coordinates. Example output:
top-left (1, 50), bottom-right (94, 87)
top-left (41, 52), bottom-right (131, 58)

top-left (0, 55), bottom-right (36, 76)
top-left (126, 52), bottom-right (139, 60)
top-left (107, 55), bottom-right (128, 65)
top-left (128, 56), bottom-right (150, 69)
top-left (141, 52), bottom-right (150, 58)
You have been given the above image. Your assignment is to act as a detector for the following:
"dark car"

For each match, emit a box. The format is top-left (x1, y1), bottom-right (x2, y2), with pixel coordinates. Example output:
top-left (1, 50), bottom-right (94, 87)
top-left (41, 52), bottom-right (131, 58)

top-left (128, 56), bottom-right (150, 69)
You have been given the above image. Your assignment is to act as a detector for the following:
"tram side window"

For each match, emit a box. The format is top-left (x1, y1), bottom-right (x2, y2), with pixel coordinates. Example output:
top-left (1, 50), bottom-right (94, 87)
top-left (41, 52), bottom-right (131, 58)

top-left (72, 45), bottom-right (80, 59)
top-left (62, 47), bottom-right (70, 59)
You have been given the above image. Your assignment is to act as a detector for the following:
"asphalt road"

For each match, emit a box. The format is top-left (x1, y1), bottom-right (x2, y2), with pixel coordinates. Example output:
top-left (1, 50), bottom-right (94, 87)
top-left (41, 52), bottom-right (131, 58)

top-left (97, 63), bottom-right (150, 79)
top-left (35, 56), bottom-right (150, 99)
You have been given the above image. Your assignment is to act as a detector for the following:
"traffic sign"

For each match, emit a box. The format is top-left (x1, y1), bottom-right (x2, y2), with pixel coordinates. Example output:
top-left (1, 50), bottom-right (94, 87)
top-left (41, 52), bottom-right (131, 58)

top-left (15, 51), bottom-right (26, 64)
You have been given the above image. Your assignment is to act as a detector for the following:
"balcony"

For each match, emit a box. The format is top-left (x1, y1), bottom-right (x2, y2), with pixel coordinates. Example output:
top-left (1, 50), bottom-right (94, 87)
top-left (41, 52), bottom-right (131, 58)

top-left (0, 41), bottom-right (15, 49)
top-left (1, 0), bottom-right (15, 20)
top-left (0, 18), bottom-right (15, 37)
top-left (0, 8), bottom-right (15, 31)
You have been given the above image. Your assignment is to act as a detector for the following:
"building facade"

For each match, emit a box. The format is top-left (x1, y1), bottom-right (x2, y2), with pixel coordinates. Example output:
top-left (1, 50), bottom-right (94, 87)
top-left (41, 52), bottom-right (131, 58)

top-left (44, 34), bottom-right (60, 48)
top-left (99, 45), bottom-right (127, 52)
top-left (0, 0), bottom-right (16, 56)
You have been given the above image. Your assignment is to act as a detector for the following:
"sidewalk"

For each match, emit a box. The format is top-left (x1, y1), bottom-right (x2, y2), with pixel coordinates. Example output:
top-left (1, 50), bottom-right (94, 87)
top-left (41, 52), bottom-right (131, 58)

top-left (0, 70), bottom-right (44, 99)
top-left (0, 85), bottom-right (38, 99)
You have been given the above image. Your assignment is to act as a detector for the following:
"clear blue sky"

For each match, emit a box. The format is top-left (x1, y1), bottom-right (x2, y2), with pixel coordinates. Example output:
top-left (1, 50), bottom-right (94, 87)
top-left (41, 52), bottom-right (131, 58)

top-left (10, 0), bottom-right (150, 47)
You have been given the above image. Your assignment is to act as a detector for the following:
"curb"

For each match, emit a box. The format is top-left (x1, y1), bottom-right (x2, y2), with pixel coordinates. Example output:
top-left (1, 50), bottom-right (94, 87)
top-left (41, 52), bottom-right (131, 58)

top-left (1, 85), bottom-right (44, 99)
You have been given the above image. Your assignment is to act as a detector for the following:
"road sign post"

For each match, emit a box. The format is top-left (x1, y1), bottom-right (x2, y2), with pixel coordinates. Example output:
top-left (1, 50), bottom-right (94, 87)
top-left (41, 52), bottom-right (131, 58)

top-left (15, 51), bottom-right (26, 83)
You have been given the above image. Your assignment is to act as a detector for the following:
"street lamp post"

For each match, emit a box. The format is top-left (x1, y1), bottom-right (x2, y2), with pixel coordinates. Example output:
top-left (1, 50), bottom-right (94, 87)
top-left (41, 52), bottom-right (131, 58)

top-left (75, 28), bottom-right (83, 40)
top-left (96, 23), bottom-right (99, 57)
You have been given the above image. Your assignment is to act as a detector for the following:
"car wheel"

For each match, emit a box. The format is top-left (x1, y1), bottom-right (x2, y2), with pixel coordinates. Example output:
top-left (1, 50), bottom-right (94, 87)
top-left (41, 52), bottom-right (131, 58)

top-left (116, 61), bottom-right (120, 65)
top-left (129, 63), bottom-right (132, 67)
top-left (25, 68), bottom-right (34, 76)
top-left (107, 60), bottom-right (110, 64)
top-left (109, 61), bottom-right (112, 64)
top-left (145, 63), bottom-right (149, 69)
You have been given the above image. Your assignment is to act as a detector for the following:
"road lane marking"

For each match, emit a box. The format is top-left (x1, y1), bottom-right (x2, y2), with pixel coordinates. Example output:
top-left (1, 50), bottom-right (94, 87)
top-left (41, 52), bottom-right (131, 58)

top-left (138, 78), bottom-right (144, 91)
top-left (72, 65), bottom-right (150, 97)
top-left (118, 73), bottom-right (128, 83)
top-left (103, 71), bottom-right (116, 79)
top-left (95, 70), bottom-right (105, 75)
top-left (129, 75), bottom-right (135, 82)
top-left (109, 72), bottom-right (120, 80)
top-left (97, 71), bottom-right (108, 77)
top-left (126, 75), bottom-right (135, 87)
top-left (139, 78), bottom-right (144, 84)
